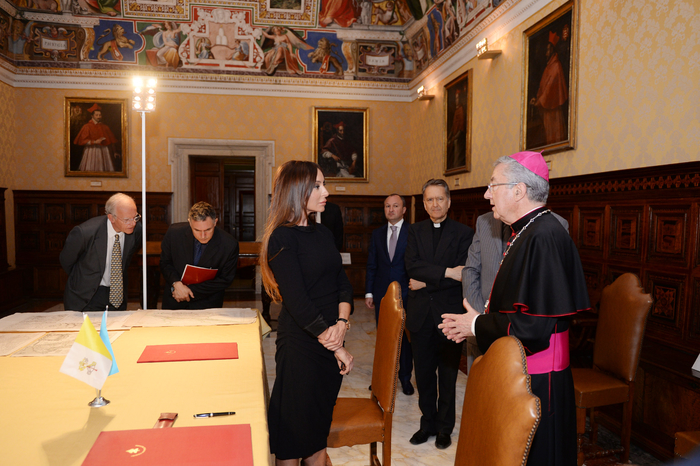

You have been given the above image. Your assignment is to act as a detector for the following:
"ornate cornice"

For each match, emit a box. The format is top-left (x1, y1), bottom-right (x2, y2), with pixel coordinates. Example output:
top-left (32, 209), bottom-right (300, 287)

top-left (0, 0), bottom-right (16, 16)
top-left (21, 12), bottom-right (101, 26)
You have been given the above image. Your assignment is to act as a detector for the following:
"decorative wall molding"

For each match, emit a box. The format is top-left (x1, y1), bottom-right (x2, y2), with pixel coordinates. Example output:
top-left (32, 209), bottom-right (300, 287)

top-left (167, 138), bottom-right (275, 238)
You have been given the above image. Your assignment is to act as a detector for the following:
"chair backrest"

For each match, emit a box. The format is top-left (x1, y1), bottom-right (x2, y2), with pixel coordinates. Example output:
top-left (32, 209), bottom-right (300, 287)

top-left (370, 281), bottom-right (405, 414)
top-left (592, 273), bottom-right (653, 382)
top-left (454, 336), bottom-right (540, 466)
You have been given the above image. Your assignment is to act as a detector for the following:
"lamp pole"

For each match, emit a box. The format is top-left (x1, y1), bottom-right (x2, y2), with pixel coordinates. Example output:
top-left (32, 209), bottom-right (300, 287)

top-left (132, 77), bottom-right (157, 310)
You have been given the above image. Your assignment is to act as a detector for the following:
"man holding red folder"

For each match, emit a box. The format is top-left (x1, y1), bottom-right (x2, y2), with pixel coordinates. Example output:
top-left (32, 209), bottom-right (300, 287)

top-left (160, 202), bottom-right (239, 310)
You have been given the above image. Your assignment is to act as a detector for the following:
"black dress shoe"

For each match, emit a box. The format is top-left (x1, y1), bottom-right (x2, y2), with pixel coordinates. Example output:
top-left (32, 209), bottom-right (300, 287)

top-left (409, 429), bottom-right (435, 445)
top-left (400, 379), bottom-right (415, 395)
top-left (435, 433), bottom-right (451, 449)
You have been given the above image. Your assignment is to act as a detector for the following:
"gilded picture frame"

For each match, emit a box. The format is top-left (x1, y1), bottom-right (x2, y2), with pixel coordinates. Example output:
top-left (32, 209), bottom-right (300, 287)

top-left (313, 107), bottom-right (369, 182)
top-left (521, 0), bottom-right (578, 154)
top-left (444, 68), bottom-right (473, 175)
top-left (65, 97), bottom-right (128, 178)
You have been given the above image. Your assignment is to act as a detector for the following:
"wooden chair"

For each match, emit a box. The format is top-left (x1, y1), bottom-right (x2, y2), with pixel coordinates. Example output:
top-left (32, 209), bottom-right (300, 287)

top-left (454, 336), bottom-right (541, 466)
top-left (572, 273), bottom-right (653, 465)
top-left (327, 281), bottom-right (405, 466)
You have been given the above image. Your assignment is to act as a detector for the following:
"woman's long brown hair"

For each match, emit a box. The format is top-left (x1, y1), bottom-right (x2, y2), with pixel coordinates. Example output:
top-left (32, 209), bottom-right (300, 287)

top-left (260, 160), bottom-right (321, 302)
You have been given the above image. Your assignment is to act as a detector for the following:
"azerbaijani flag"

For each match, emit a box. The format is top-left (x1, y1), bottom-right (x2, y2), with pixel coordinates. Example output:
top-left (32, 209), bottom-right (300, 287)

top-left (59, 314), bottom-right (113, 390)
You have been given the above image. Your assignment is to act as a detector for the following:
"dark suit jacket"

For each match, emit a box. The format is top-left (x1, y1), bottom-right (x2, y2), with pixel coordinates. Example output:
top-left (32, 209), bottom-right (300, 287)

top-left (320, 201), bottom-right (344, 251)
top-left (160, 222), bottom-right (239, 310)
top-left (365, 221), bottom-right (409, 305)
top-left (463, 211), bottom-right (569, 313)
top-left (405, 217), bottom-right (474, 333)
top-left (60, 215), bottom-right (143, 311)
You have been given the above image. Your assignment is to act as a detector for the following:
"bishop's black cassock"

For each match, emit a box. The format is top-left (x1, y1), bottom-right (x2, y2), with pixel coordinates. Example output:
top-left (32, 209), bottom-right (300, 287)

top-left (474, 206), bottom-right (590, 466)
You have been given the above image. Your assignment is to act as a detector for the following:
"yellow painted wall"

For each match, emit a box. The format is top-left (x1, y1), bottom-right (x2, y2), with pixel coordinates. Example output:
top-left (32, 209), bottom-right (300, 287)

top-left (411, 0), bottom-right (700, 190)
top-left (0, 80), bottom-right (16, 266)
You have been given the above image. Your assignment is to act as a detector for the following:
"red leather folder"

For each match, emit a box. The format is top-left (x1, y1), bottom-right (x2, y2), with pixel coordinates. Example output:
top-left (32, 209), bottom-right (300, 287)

top-left (181, 264), bottom-right (218, 285)
top-left (82, 424), bottom-right (253, 465)
top-left (137, 343), bottom-right (238, 363)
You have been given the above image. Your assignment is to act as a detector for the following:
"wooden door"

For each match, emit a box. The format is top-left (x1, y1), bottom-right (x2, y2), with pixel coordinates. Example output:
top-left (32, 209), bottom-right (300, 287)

top-left (190, 157), bottom-right (224, 221)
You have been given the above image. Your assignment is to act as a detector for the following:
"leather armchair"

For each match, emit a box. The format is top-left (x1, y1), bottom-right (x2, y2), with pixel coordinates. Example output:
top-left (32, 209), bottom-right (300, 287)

top-left (454, 336), bottom-right (541, 466)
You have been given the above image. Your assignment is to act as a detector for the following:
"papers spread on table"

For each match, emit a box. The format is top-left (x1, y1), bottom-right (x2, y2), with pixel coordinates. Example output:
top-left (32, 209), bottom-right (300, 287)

top-left (123, 308), bottom-right (257, 327)
top-left (0, 332), bottom-right (45, 356)
top-left (0, 311), bottom-right (133, 332)
top-left (181, 264), bottom-right (218, 285)
top-left (10, 331), bottom-right (125, 357)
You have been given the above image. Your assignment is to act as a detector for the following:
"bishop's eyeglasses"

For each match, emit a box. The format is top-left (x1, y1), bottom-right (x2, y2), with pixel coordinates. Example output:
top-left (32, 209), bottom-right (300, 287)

top-left (486, 182), bottom-right (519, 192)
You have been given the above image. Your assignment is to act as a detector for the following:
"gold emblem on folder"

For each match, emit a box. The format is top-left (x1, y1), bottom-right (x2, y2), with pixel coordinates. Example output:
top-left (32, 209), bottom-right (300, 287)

top-left (165, 350), bottom-right (176, 354)
top-left (126, 445), bottom-right (146, 457)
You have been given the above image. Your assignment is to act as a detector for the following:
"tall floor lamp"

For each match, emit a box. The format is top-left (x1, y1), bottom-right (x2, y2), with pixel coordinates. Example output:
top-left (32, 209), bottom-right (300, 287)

top-left (132, 77), bottom-right (157, 310)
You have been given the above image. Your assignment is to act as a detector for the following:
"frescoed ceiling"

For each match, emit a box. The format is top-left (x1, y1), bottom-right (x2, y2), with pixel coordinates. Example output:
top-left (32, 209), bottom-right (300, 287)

top-left (0, 0), bottom-right (509, 88)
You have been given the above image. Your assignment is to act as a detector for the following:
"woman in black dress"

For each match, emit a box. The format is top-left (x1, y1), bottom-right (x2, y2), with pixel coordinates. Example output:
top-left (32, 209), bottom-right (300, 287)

top-left (261, 160), bottom-right (354, 465)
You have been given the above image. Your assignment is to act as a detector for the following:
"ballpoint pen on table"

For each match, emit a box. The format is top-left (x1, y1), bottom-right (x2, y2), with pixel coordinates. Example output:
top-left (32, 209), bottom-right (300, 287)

top-left (194, 411), bottom-right (236, 418)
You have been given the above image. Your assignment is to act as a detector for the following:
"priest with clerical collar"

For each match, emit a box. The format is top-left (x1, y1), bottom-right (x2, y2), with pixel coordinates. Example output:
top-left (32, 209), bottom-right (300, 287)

top-left (440, 151), bottom-right (591, 466)
top-left (404, 178), bottom-right (474, 449)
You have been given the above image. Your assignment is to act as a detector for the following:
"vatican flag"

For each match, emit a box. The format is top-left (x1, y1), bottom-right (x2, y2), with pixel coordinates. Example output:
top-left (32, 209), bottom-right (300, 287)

top-left (59, 314), bottom-right (113, 390)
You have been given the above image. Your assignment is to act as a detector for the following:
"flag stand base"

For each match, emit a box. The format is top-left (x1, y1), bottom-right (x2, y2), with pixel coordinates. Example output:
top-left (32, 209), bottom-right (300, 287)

top-left (88, 389), bottom-right (110, 408)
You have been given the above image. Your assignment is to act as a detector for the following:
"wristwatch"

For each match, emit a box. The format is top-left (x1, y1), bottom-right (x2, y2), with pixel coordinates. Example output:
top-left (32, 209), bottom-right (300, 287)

top-left (337, 318), bottom-right (350, 330)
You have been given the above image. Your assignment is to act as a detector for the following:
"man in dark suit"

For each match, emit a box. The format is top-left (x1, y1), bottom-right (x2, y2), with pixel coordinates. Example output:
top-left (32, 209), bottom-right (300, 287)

top-left (405, 179), bottom-right (474, 449)
top-left (60, 193), bottom-right (143, 311)
top-left (160, 202), bottom-right (239, 310)
top-left (365, 194), bottom-right (414, 395)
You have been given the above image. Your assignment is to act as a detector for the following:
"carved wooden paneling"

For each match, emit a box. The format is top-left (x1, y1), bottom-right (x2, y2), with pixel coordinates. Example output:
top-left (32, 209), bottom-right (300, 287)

top-left (18, 232), bottom-right (40, 252)
top-left (610, 206), bottom-right (643, 261)
top-left (17, 204), bottom-right (39, 223)
top-left (344, 206), bottom-right (364, 227)
top-left (345, 233), bottom-right (363, 252)
top-left (71, 204), bottom-right (92, 223)
top-left (369, 207), bottom-right (385, 226)
top-left (45, 204), bottom-right (66, 223)
top-left (643, 272), bottom-right (686, 352)
top-left (580, 261), bottom-right (603, 309)
top-left (578, 208), bottom-right (605, 254)
top-left (45, 232), bottom-right (66, 252)
top-left (689, 277), bottom-right (700, 343)
top-left (648, 205), bottom-right (690, 267)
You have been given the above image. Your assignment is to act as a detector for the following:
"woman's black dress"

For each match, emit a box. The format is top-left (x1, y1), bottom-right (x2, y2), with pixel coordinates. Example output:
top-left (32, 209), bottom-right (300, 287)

top-left (267, 223), bottom-right (353, 459)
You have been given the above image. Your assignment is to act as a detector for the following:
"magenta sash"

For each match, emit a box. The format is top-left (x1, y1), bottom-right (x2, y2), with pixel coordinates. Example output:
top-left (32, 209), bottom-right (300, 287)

top-left (525, 330), bottom-right (570, 374)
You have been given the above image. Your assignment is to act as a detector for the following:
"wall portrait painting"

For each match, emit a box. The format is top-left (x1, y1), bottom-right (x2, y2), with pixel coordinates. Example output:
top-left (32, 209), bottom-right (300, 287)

top-left (65, 98), bottom-right (128, 178)
top-left (313, 107), bottom-right (369, 182)
top-left (522, 0), bottom-right (578, 154)
top-left (444, 68), bottom-right (472, 175)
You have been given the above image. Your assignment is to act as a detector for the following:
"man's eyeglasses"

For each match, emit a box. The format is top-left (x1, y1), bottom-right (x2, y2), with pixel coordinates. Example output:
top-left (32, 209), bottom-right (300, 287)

top-left (114, 213), bottom-right (142, 225)
top-left (487, 182), bottom-right (519, 192)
